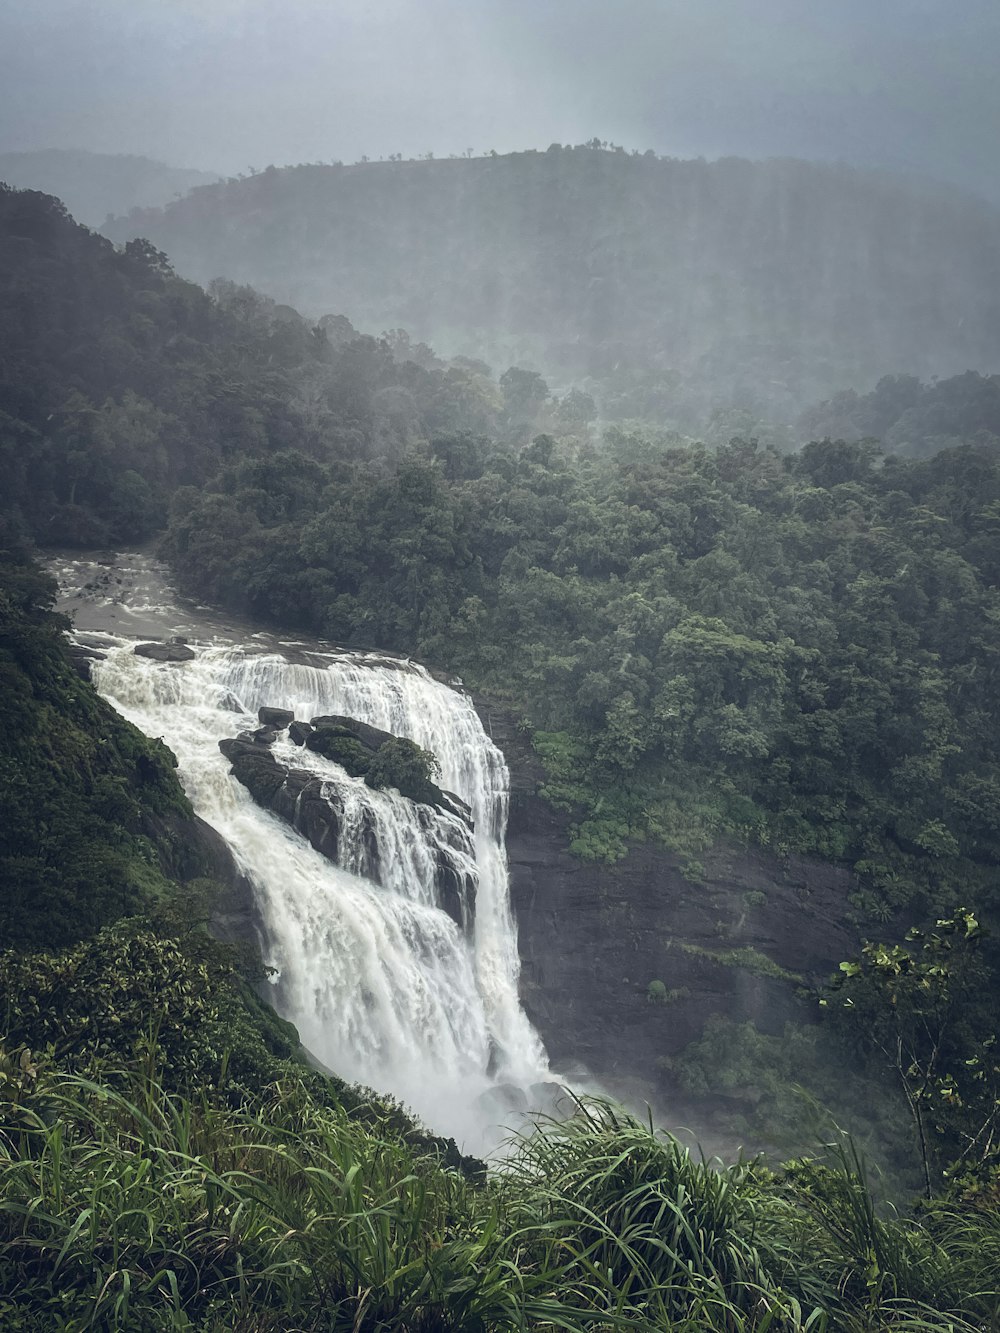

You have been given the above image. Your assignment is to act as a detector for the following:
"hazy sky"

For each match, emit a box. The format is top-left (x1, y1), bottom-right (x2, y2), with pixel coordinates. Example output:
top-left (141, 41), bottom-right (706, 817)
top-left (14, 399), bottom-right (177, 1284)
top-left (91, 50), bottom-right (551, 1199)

top-left (2, 0), bottom-right (999, 197)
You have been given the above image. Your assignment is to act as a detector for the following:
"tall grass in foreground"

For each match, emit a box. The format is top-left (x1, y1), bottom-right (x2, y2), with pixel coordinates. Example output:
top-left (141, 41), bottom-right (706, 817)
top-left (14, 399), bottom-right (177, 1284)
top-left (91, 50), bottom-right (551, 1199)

top-left (1, 1059), bottom-right (998, 1330)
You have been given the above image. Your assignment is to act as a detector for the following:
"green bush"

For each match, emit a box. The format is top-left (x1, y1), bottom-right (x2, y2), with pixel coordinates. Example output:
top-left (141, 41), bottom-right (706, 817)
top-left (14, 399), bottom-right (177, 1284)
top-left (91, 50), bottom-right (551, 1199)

top-left (365, 736), bottom-right (442, 806)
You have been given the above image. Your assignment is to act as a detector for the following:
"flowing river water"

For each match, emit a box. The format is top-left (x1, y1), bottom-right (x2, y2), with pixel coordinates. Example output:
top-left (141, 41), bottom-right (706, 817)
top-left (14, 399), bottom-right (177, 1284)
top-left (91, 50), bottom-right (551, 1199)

top-left (52, 550), bottom-right (552, 1151)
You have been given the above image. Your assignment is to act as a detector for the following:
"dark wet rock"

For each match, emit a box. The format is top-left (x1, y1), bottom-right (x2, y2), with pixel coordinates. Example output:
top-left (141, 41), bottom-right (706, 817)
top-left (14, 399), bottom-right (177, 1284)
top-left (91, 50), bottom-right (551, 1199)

top-left (435, 857), bottom-right (476, 932)
top-left (191, 818), bottom-right (262, 946)
top-left (527, 1081), bottom-right (575, 1118)
top-left (426, 663), bottom-right (464, 689)
top-left (234, 726), bottom-right (277, 746)
top-left (413, 807), bottom-right (477, 929)
top-left (219, 691), bottom-right (244, 713)
top-left (311, 714), bottom-right (397, 752)
top-left (67, 642), bottom-right (106, 681)
top-left (282, 771), bottom-right (380, 879)
top-left (219, 737), bottom-right (286, 805)
top-left (219, 735), bottom-right (474, 929)
top-left (432, 788), bottom-right (472, 824)
top-left (137, 804), bottom-right (261, 948)
top-left (376, 767), bottom-right (470, 823)
top-left (272, 767), bottom-right (342, 862)
top-left (220, 737), bottom-right (379, 881)
top-left (259, 706), bottom-right (294, 728)
top-left (307, 716), bottom-right (467, 821)
top-left (134, 640), bottom-right (196, 662)
top-left (288, 720), bottom-right (313, 746)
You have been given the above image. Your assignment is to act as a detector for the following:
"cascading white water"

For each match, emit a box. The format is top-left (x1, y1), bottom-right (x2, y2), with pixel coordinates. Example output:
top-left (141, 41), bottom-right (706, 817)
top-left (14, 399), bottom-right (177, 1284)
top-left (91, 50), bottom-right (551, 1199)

top-left (90, 637), bottom-right (548, 1148)
top-left (216, 651), bottom-right (545, 1073)
top-left (284, 750), bottom-right (478, 925)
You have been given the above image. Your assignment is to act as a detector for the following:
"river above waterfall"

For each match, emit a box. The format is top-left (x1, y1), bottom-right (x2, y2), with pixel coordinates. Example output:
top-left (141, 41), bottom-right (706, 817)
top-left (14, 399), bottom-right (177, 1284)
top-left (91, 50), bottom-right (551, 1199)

top-left (51, 548), bottom-right (552, 1153)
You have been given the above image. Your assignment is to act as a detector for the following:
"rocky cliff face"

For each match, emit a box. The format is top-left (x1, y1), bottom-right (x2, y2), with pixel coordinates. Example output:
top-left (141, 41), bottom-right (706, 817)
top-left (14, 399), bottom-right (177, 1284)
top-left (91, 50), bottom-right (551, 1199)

top-left (145, 805), bottom-right (263, 948)
top-left (476, 704), bottom-right (858, 1110)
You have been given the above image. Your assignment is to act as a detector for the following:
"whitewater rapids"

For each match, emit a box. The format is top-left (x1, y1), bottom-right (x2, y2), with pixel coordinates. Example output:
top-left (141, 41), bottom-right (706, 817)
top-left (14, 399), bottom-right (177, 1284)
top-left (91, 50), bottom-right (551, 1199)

top-left (55, 553), bottom-right (550, 1151)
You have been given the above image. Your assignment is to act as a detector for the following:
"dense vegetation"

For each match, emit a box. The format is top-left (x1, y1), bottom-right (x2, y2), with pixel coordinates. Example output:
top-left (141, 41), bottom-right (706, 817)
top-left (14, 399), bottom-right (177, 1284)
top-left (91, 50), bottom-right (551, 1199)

top-left (165, 430), bottom-right (1000, 928)
top-left (108, 146), bottom-right (1000, 423)
top-left (0, 543), bottom-right (195, 950)
top-left (3, 1045), bottom-right (1000, 1330)
top-left (3, 181), bottom-right (1000, 1325)
top-left (0, 182), bottom-right (595, 548)
top-left (799, 372), bottom-right (1000, 460)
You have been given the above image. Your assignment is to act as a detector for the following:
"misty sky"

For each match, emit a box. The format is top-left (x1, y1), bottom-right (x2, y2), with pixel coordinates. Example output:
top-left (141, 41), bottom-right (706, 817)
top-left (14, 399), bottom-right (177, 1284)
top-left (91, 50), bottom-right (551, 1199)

top-left (2, 0), bottom-right (999, 198)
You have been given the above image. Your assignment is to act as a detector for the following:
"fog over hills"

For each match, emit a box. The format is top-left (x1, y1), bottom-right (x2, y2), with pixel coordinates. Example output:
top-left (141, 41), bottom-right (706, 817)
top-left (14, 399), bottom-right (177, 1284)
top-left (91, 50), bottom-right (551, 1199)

top-left (3, 1), bottom-right (999, 202)
top-left (107, 148), bottom-right (1000, 419)
top-left (0, 149), bottom-right (219, 227)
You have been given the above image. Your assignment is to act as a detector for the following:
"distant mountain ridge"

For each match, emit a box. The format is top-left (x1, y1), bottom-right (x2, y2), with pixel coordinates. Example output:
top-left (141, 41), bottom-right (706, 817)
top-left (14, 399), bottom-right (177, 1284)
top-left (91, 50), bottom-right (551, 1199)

top-left (0, 149), bottom-right (218, 227)
top-left (105, 147), bottom-right (1000, 418)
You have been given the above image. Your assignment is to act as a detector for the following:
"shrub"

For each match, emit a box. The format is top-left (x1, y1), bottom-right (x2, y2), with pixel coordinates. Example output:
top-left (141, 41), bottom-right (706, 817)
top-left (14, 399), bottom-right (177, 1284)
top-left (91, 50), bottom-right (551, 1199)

top-left (365, 736), bottom-right (442, 805)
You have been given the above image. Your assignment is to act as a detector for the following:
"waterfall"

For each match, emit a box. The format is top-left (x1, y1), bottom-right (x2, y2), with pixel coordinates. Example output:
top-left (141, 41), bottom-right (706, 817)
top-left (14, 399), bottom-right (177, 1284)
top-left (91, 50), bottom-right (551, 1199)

top-left (91, 639), bottom-right (548, 1147)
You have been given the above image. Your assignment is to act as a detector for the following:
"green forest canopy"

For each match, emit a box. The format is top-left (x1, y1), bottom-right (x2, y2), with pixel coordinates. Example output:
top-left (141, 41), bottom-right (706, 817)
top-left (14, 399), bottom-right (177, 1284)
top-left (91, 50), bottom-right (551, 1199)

top-left (165, 433), bottom-right (1000, 926)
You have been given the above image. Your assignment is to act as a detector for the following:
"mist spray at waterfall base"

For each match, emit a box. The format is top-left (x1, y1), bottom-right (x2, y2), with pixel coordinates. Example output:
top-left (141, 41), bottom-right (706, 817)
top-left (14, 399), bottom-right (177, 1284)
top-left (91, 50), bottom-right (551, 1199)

top-left (49, 542), bottom-right (562, 1155)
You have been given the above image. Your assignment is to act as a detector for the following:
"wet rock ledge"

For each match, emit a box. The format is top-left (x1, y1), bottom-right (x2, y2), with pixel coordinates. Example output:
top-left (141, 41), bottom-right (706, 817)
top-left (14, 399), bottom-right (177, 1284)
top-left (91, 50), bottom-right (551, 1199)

top-left (220, 711), bottom-right (475, 929)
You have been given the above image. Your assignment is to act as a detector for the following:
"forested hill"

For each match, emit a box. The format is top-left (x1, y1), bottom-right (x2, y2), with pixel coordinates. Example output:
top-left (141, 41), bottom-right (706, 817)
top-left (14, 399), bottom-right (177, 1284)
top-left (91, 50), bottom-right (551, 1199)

top-left (0, 149), bottom-right (218, 227)
top-left (798, 370), bottom-right (1000, 459)
top-left (108, 147), bottom-right (1000, 419)
top-left (0, 184), bottom-right (520, 547)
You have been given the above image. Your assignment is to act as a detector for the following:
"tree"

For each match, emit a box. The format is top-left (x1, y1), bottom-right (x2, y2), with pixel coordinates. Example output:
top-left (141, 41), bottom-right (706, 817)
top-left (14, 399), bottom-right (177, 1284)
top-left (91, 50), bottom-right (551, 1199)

top-left (795, 437), bottom-right (881, 489)
top-left (832, 910), bottom-right (1000, 1196)
top-left (499, 366), bottom-right (550, 443)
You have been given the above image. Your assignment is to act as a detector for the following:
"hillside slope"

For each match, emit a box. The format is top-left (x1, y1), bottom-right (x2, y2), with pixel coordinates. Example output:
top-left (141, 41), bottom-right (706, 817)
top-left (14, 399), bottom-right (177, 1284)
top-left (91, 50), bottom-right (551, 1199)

top-left (0, 149), bottom-right (218, 227)
top-left (0, 185), bottom-right (499, 547)
top-left (109, 148), bottom-right (1000, 417)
